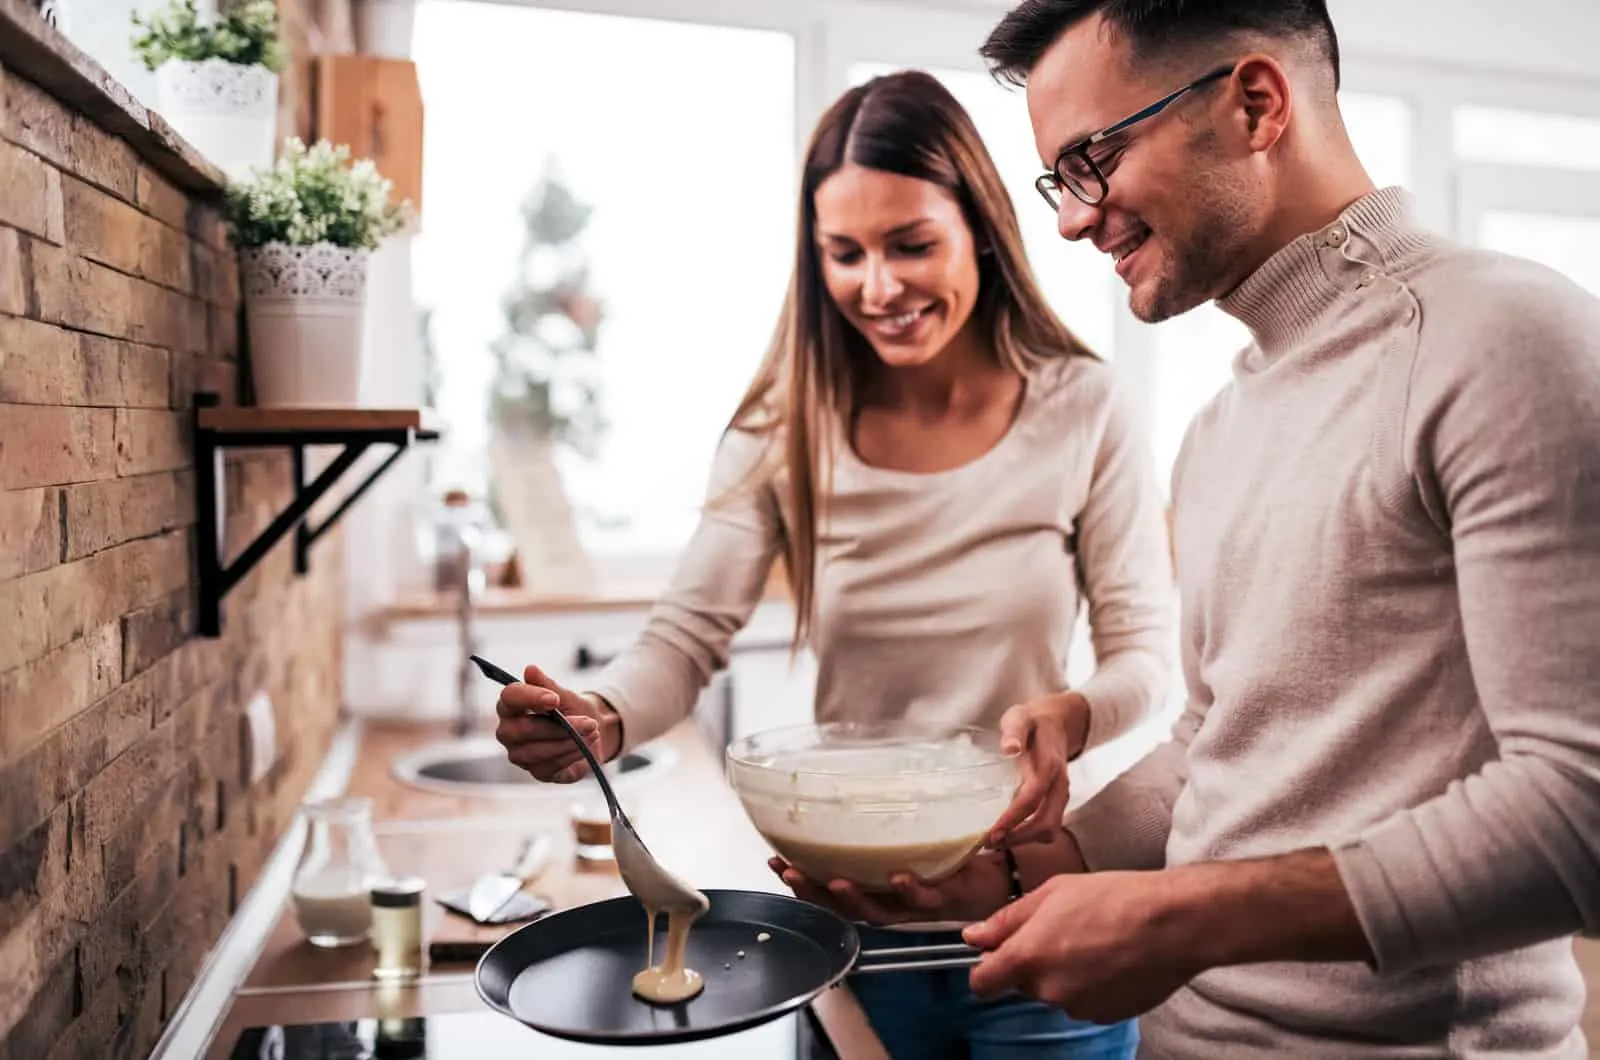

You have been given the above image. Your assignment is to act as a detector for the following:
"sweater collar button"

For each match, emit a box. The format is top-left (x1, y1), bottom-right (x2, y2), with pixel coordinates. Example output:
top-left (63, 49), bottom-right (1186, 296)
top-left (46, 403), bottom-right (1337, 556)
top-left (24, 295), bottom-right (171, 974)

top-left (1324, 224), bottom-right (1348, 247)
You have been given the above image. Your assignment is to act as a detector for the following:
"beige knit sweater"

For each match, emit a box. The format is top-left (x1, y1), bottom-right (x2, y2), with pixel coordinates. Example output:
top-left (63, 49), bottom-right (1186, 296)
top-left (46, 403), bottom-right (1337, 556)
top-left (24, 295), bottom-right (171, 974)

top-left (591, 353), bottom-right (1175, 761)
top-left (1067, 188), bottom-right (1600, 1058)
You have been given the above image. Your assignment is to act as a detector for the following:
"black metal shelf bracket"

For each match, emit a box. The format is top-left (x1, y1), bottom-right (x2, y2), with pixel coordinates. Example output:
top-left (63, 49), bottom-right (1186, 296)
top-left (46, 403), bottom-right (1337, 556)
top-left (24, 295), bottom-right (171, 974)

top-left (192, 391), bottom-right (438, 637)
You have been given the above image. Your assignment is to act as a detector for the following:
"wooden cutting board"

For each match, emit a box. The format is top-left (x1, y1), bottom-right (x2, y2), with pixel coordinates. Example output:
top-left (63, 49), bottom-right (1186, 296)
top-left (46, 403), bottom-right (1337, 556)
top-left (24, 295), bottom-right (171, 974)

top-left (418, 821), bottom-right (635, 964)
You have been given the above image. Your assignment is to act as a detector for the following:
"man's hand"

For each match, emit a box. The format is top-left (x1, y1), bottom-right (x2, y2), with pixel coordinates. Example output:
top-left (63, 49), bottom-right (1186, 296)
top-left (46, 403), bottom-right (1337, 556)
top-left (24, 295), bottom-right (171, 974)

top-left (768, 853), bottom-right (1012, 926)
top-left (962, 870), bottom-right (1202, 1023)
top-left (962, 849), bottom-right (1372, 1023)
top-left (987, 692), bottom-right (1091, 846)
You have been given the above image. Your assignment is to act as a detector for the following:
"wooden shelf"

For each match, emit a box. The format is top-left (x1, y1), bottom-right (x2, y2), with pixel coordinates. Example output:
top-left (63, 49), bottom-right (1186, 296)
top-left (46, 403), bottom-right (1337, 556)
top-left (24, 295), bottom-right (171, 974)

top-left (192, 393), bottom-right (440, 636)
top-left (196, 405), bottom-right (441, 438)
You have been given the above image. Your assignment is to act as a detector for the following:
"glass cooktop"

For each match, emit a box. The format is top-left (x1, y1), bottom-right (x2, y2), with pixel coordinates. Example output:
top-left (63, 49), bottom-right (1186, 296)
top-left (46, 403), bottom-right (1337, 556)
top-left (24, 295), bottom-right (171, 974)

top-left (227, 1007), bottom-right (838, 1060)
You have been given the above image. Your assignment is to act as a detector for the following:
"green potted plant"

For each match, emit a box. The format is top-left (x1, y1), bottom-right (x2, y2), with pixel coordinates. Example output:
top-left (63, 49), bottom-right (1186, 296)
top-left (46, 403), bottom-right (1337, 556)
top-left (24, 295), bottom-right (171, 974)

top-left (130, 0), bottom-right (283, 175)
top-left (226, 138), bottom-right (408, 407)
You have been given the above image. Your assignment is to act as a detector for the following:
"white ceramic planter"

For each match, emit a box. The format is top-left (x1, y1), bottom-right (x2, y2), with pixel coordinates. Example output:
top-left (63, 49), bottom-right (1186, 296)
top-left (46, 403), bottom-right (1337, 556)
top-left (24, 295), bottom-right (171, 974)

top-left (154, 58), bottom-right (278, 177)
top-left (353, 0), bottom-right (416, 58)
top-left (241, 242), bottom-right (370, 407)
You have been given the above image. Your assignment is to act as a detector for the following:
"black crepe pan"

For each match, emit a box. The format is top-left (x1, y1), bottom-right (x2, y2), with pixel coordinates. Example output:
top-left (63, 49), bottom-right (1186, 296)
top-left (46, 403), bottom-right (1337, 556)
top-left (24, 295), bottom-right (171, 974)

top-left (474, 888), bottom-right (979, 1046)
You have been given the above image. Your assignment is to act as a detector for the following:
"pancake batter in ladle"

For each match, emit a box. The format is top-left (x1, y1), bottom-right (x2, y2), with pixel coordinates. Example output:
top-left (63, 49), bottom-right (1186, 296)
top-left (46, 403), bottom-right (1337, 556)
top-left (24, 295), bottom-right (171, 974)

top-left (615, 819), bottom-right (711, 1004)
top-left (469, 656), bottom-right (712, 1004)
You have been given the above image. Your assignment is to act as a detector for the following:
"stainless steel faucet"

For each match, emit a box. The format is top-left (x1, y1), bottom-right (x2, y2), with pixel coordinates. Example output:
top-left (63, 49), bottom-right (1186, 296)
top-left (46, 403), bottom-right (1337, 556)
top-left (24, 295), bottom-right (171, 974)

top-left (452, 530), bottom-right (486, 737)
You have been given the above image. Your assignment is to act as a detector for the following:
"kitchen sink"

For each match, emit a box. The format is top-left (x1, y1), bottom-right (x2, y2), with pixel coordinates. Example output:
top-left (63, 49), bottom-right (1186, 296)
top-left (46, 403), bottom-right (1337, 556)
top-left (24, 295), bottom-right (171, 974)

top-left (389, 736), bottom-right (676, 799)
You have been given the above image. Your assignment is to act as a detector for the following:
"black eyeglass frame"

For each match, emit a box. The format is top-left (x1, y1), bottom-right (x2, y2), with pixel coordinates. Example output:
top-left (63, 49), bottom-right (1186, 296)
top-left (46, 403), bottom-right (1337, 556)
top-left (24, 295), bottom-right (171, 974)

top-left (1035, 64), bottom-right (1236, 209)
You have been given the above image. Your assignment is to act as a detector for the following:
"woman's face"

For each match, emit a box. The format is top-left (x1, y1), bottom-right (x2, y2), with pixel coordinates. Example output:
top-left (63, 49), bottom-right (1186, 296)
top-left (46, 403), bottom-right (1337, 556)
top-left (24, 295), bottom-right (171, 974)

top-left (812, 164), bottom-right (983, 369)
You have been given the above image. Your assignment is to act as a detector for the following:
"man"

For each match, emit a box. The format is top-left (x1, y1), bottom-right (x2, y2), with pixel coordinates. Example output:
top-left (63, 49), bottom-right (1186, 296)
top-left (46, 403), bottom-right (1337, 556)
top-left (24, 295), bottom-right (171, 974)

top-left (954, 1), bottom-right (1600, 1057)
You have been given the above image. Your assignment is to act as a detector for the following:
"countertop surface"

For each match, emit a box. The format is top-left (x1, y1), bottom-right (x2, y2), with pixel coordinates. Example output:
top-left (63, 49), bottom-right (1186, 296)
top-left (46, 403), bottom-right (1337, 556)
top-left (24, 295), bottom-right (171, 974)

top-left (202, 719), bottom-right (889, 1060)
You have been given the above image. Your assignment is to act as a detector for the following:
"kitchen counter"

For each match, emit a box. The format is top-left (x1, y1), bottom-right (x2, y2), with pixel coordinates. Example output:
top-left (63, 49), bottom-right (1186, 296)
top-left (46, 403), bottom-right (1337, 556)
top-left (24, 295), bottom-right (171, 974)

top-left (370, 568), bottom-right (792, 626)
top-left (200, 719), bottom-right (889, 1060)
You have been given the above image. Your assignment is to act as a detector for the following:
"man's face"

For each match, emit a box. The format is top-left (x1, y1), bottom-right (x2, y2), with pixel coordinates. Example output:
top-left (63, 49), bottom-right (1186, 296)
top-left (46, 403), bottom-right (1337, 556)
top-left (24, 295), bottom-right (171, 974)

top-left (1024, 14), bottom-right (1263, 322)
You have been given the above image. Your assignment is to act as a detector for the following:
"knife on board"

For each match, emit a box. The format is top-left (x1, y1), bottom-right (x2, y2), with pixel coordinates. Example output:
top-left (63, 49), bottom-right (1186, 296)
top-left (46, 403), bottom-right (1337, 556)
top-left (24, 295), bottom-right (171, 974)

top-left (465, 833), bottom-right (554, 922)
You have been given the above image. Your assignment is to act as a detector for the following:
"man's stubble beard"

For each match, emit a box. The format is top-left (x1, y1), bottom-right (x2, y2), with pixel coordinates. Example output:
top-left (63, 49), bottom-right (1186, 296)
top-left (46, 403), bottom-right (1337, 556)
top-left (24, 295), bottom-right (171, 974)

top-left (1133, 139), bottom-right (1257, 324)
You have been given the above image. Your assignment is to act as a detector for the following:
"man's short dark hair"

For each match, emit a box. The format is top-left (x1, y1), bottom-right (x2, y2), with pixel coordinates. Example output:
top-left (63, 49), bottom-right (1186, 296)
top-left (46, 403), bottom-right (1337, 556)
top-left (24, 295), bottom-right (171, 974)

top-left (980, 0), bottom-right (1340, 90)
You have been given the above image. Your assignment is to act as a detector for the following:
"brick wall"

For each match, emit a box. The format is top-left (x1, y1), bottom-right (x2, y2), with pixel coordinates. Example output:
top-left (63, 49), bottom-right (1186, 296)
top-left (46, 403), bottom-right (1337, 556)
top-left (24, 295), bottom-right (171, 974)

top-left (0, 59), bottom-right (347, 1060)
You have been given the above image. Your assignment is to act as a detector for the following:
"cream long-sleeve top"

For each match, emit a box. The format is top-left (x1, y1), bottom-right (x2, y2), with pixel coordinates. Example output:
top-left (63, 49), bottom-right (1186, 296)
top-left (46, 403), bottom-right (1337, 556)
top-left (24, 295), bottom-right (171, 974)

top-left (1066, 187), bottom-right (1600, 1058)
top-left (589, 353), bottom-right (1175, 759)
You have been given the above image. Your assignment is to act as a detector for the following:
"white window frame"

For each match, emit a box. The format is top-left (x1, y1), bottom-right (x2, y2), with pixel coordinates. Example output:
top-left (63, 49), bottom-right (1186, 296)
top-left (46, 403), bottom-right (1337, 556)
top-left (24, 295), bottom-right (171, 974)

top-left (1459, 164), bottom-right (1600, 231)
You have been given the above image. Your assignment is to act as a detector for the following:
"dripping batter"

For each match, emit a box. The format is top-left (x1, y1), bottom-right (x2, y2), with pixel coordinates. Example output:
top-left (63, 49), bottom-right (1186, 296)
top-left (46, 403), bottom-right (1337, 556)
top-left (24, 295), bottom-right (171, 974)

top-left (613, 815), bottom-right (708, 1004)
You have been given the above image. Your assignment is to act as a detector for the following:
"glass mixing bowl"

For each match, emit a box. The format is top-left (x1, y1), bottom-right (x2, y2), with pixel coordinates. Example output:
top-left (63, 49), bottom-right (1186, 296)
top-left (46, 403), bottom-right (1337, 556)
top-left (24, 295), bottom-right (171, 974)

top-left (725, 721), bottom-right (1020, 892)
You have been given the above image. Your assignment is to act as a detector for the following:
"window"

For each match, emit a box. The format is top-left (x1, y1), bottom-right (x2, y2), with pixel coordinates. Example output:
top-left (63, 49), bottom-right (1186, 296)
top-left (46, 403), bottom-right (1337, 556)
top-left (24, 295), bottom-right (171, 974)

top-left (1455, 106), bottom-right (1600, 171)
top-left (1478, 212), bottom-right (1600, 296)
top-left (850, 62), bottom-right (1120, 359)
top-left (413, 3), bottom-right (795, 559)
top-left (1456, 120), bottom-right (1600, 299)
top-left (1342, 92), bottom-right (1414, 189)
top-left (1147, 307), bottom-right (1251, 488)
top-left (44, 0), bottom-right (157, 103)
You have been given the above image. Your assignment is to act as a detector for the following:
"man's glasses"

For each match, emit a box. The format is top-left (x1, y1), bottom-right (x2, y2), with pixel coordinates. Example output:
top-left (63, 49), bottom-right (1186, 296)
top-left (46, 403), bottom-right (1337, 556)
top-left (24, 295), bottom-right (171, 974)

top-left (1036, 65), bottom-right (1235, 210)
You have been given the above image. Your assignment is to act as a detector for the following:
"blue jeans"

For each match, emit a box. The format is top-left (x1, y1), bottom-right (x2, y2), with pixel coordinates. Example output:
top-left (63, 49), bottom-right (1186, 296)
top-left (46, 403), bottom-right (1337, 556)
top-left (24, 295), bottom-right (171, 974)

top-left (847, 929), bottom-right (1139, 1060)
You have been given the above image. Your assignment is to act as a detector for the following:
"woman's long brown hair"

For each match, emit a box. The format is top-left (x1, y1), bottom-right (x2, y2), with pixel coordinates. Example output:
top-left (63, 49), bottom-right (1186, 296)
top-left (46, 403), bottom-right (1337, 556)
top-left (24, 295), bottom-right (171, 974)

top-left (723, 70), bottom-right (1098, 647)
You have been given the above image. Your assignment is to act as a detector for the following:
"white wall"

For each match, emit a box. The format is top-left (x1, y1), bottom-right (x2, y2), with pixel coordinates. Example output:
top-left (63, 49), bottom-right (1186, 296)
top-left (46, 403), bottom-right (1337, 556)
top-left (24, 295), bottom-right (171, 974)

top-left (341, 231), bottom-right (430, 611)
top-left (1326, 0), bottom-right (1600, 82)
top-left (57, 0), bottom-right (158, 101)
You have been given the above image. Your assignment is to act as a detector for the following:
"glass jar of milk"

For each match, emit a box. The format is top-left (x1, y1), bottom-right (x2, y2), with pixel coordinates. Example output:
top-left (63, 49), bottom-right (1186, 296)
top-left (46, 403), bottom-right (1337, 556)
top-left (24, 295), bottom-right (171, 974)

top-left (290, 797), bottom-right (388, 947)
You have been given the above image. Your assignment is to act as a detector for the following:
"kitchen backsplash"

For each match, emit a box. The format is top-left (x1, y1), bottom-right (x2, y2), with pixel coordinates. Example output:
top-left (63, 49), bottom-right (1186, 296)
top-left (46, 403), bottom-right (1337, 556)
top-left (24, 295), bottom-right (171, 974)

top-left (0, 43), bottom-right (346, 1060)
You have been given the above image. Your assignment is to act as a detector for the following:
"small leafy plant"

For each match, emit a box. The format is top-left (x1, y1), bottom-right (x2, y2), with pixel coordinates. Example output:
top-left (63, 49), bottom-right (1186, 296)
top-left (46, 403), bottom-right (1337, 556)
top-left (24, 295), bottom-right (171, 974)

top-left (224, 138), bottom-right (409, 250)
top-left (131, 0), bottom-right (285, 73)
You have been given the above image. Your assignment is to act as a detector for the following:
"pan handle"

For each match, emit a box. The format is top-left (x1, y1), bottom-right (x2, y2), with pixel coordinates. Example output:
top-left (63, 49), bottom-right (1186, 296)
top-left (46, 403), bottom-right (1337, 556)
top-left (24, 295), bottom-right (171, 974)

top-left (852, 941), bottom-right (983, 975)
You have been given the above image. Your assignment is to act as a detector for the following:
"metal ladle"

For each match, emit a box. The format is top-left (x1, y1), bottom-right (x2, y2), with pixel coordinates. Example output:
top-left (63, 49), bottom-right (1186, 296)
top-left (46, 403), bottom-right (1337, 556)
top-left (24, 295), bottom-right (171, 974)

top-left (469, 655), bottom-right (710, 917)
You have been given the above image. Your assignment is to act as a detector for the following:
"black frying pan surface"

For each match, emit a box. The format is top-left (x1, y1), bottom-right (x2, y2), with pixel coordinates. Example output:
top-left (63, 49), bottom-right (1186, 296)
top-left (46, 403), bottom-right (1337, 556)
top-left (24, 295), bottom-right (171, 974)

top-left (475, 889), bottom-right (860, 1045)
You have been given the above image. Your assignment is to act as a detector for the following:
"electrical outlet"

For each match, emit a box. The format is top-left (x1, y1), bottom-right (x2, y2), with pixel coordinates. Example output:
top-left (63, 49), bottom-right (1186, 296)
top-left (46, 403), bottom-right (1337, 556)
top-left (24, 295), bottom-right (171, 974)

top-left (244, 692), bottom-right (276, 785)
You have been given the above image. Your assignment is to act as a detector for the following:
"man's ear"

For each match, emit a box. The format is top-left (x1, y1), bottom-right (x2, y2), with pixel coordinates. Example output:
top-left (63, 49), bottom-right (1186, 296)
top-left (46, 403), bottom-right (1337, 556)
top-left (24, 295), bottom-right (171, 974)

top-left (1230, 53), bottom-right (1293, 152)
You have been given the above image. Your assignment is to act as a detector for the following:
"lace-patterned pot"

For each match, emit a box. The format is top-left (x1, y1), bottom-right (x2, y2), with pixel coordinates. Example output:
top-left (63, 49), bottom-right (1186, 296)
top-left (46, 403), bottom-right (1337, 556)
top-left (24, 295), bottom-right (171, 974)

top-left (240, 242), bottom-right (370, 407)
top-left (154, 59), bottom-right (278, 176)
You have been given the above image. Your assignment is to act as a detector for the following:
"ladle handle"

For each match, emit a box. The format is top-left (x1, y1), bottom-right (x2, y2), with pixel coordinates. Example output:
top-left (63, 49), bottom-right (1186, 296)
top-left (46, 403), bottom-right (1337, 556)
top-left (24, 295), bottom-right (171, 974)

top-left (468, 654), bottom-right (624, 820)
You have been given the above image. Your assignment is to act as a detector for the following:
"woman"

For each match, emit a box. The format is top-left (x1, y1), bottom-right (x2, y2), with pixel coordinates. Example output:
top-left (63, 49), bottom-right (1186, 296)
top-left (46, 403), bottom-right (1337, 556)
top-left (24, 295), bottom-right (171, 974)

top-left (495, 70), bottom-right (1174, 1059)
